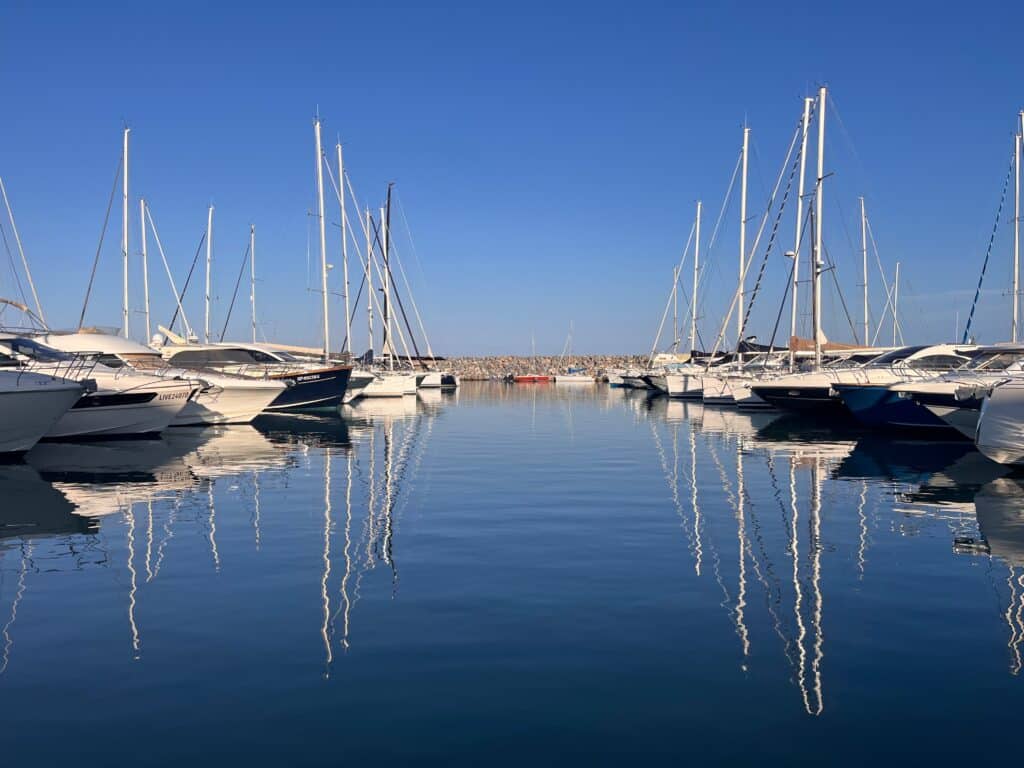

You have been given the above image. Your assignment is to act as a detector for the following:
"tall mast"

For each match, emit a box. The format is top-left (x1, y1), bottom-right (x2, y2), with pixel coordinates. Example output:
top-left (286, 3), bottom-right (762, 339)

top-left (337, 142), bottom-right (351, 355)
top-left (250, 225), bottom-right (257, 344)
top-left (383, 186), bottom-right (394, 371)
top-left (738, 125), bottom-right (750, 344)
top-left (204, 204), bottom-right (214, 344)
top-left (790, 97), bottom-right (812, 369)
top-left (812, 86), bottom-right (827, 368)
top-left (314, 117), bottom-right (330, 363)
top-left (690, 200), bottom-right (701, 354)
top-left (366, 208), bottom-right (374, 357)
top-left (140, 198), bottom-right (150, 342)
top-left (122, 127), bottom-right (130, 339)
top-left (893, 261), bottom-right (900, 346)
top-left (1015, 117), bottom-right (1021, 343)
top-left (672, 265), bottom-right (679, 352)
top-left (860, 196), bottom-right (868, 345)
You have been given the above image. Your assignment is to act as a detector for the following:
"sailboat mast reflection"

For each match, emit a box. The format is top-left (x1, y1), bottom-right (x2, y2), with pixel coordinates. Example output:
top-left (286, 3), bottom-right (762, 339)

top-left (0, 541), bottom-right (33, 677)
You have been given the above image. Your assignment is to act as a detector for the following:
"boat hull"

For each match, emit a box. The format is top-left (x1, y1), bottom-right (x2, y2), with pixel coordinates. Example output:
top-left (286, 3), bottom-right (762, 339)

top-left (0, 377), bottom-right (83, 454)
top-left (665, 373), bottom-right (702, 399)
top-left (265, 365), bottom-right (352, 411)
top-left (749, 384), bottom-right (849, 416)
top-left (46, 383), bottom-right (194, 439)
top-left (834, 384), bottom-right (955, 432)
top-left (172, 380), bottom-right (285, 425)
top-left (976, 382), bottom-right (1024, 465)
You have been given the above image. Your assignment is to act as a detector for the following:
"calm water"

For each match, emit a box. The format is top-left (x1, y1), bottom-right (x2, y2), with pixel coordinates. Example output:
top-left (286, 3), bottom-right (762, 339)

top-left (1, 383), bottom-right (1022, 765)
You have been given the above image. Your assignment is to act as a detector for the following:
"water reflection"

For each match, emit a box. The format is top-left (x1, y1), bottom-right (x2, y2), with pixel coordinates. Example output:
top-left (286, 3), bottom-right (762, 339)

top-left (642, 394), bottom-right (1024, 715)
top-left (1, 382), bottom-right (1022, 748)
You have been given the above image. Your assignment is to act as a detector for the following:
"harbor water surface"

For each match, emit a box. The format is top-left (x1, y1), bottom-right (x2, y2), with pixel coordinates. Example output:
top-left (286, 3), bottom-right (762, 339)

top-left (1, 383), bottom-right (1022, 764)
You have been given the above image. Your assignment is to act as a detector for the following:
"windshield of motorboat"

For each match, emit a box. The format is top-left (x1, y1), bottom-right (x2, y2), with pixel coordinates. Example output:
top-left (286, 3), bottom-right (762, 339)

top-left (168, 347), bottom-right (283, 365)
top-left (824, 352), bottom-right (880, 370)
top-left (965, 350), bottom-right (1024, 371)
top-left (273, 351), bottom-right (300, 362)
top-left (865, 345), bottom-right (929, 367)
top-left (0, 337), bottom-right (74, 363)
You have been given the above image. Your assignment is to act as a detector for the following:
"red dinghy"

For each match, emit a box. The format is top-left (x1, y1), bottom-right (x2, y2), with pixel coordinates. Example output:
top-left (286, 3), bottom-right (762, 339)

top-left (513, 374), bottom-right (552, 383)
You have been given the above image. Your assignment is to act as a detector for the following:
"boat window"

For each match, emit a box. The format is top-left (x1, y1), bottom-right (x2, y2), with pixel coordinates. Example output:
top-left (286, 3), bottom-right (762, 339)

top-left (910, 354), bottom-right (970, 370)
top-left (121, 353), bottom-right (170, 370)
top-left (93, 354), bottom-right (126, 369)
top-left (970, 351), bottom-right (1024, 371)
top-left (169, 348), bottom-right (272, 365)
top-left (867, 346), bottom-right (928, 366)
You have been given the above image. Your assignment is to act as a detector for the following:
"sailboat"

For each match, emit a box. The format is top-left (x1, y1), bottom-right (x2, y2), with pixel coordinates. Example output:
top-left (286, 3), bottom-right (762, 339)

top-left (554, 323), bottom-right (593, 384)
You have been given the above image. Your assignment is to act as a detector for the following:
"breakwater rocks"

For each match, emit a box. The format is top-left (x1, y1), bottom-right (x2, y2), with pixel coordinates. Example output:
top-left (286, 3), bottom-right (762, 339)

top-left (444, 355), bottom-right (644, 381)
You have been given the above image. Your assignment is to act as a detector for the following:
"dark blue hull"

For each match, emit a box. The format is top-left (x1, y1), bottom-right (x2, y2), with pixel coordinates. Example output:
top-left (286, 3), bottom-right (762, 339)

top-left (266, 365), bottom-right (353, 412)
top-left (834, 384), bottom-right (953, 431)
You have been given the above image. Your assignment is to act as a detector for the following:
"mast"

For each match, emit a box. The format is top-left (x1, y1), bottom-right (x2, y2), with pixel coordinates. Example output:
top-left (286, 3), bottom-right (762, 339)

top-left (204, 204), bottom-right (214, 344)
top-left (860, 196), bottom-right (868, 345)
top-left (690, 200), bottom-right (701, 354)
top-left (738, 125), bottom-right (750, 344)
top-left (140, 198), bottom-right (150, 342)
top-left (381, 204), bottom-right (389, 367)
top-left (366, 208), bottom-right (374, 358)
top-left (314, 117), bottom-right (330, 363)
top-left (250, 225), bottom-right (257, 344)
top-left (1015, 117), bottom-right (1022, 343)
top-left (672, 265), bottom-right (679, 352)
top-left (122, 127), bottom-right (130, 339)
top-left (337, 142), bottom-right (351, 355)
top-left (790, 97), bottom-right (812, 369)
top-left (812, 86), bottom-right (827, 368)
top-left (893, 261), bottom-right (900, 346)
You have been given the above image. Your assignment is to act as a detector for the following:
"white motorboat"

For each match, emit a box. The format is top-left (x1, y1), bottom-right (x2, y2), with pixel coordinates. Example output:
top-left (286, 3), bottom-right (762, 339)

top-left (0, 370), bottom-right (83, 455)
top-left (159, 342), bottom-right (353, 411)
top-left (41, 332), bottom-right (286, 426)
top-left (1, 335), bottom-right (195, 439)
top-left (349, 370), bottom-right (416, 400)
top-left (417, 370), bottom-right (460, 389)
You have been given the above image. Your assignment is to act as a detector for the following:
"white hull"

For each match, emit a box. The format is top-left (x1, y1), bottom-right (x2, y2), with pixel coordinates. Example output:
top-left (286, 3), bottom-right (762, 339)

top-left (355, 373), bottom-right (416, 399)
top-left (665, 373), bottom-right (702, 398)
top-left (417, 372), bottom-right (443, 388)
top-left (0, 374), bottom-right (83, 454)
top-left (172, 378), bottom-right (284, 426)
top-left (976, 381), bottom-right (1024, 465)
top-left (556, 374), bottom-right (594, 384)
top-left (701, 376), bottom-right (735, 404)
top-left (46, 380), bottom-right (194, 439)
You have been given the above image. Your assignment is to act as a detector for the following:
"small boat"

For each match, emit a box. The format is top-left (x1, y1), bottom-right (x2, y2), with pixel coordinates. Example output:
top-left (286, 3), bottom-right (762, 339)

top-left (976, 379), bottom-right (1024, 464)
top-left (514, 374), bottom-right (553, 383)
top-left (0, 370), bottom-right (83, 455)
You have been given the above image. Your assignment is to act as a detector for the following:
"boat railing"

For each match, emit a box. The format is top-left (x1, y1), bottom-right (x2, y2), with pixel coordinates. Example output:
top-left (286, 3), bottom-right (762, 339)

top-left (22, 351), bottom-right (99, 385)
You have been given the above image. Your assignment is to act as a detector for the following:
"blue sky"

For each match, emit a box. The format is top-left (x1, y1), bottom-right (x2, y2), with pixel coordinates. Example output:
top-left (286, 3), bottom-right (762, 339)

top-left (1, 1), bottom-right (1023, 355)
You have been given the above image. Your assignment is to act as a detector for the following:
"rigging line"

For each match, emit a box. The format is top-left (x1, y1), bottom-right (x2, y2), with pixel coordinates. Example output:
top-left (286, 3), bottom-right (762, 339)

top-left (369, 212), bottom-right (423, 361)
top-left (219, 240), bottom-right (252, 342)
top-left (79, 153), bottom-right (123, 329)
top-left (394, 192), bottom-right (428, 287)
top-left (146, 204), bottom-right (193, 340)
top-left (0, 213), bottom-right (29, 308)
top-left (0, 177), bottom-right (44, 324)
top-left (864, 217), bottom-right (896, 330)
top-left (705, 109), bottom-right (804, 364)
top-left (963, 147), bottom-right (1015, 343)
top-left (822, 242), bottom-right (860, 341)
top-left (167, 231), bottom-right (207, 338)
top-left (649, 221), bottom-right (696, 362)
top-left (765, 238), bottom-right (799, 354)
top-left (740, 118), bottom-right (804, 335)
top-left (707, 149), bottom-right (744, 253)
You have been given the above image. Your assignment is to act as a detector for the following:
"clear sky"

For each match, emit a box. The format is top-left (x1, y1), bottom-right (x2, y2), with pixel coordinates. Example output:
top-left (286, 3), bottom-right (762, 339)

top-left (2, 0), bottom-right (1023, 355)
